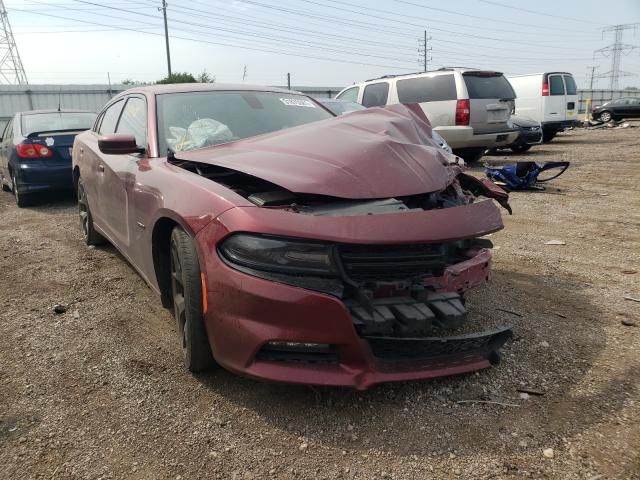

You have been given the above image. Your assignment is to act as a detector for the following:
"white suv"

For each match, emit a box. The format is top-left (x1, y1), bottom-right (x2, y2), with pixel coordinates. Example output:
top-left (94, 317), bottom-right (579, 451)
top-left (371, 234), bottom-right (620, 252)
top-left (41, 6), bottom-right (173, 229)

top-left (336, 68), bottom-right (519, 162)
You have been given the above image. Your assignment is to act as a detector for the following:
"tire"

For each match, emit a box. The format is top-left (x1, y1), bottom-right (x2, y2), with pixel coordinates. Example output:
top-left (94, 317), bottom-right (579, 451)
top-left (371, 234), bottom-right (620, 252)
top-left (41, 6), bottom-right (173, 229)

top-left (77, 177), bottom-right (106, 246)
top-left (12, 172), bottom-right (32, 208)
top-left (598, 111), bottom-right (612, 123)
top-left (542, 129), bottom-right (557, 143)
top-left (170, 227), bottom-right (216, 372)
top-left (453, 147), bottom-right (485, 163)
top-left (510, 142), bottom-right (532, 153)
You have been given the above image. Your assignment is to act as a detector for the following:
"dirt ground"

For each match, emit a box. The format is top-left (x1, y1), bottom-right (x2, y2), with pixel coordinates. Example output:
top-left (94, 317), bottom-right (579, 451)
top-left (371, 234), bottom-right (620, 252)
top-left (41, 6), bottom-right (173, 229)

top-left (1, 124), bottom-right (639, 480)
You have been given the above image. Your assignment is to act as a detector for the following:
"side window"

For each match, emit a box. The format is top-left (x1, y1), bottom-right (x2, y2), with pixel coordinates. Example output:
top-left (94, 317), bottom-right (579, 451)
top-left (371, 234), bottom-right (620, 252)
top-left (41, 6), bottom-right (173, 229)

top-left (362, 82), bottom-right (390, 107)
top-left (549, 75), bottom-right (565, 96)
top-left (397, 75), bottom-right (457, 103)
top-left (563, 75), bottom-right (577, 95)
top-left (613, 98), bottom-right (626, 105)
top-left (116, 97), bottom-right (147, 147)
top-left (630, 98), bottom-right (640, 105)
top-left (98, 100), bottom-right (124, 135)
top-left (336, 86), bottom-right (359, 102)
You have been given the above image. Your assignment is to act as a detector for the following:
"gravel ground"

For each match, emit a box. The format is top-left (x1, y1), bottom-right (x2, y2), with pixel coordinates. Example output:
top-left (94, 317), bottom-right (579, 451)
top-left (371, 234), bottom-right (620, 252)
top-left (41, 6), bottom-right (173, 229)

top-left (1, 125), bottom-right (639, 480)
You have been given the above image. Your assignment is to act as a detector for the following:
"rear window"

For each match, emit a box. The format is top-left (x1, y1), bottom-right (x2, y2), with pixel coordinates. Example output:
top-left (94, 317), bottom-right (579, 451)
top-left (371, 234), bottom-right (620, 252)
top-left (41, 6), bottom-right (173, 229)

top-left (21, 112), bottom-right (96, 136)
top-left (397, 75), bottom-right (457, 103)
top-left (362, 82), bottom-right (389, 107)
top-left (563, 75), bottom-right (577, 95)
top-left (463, 73), bottom-right (515, 100)
top-left (549, 75), bottom-right (565, 96)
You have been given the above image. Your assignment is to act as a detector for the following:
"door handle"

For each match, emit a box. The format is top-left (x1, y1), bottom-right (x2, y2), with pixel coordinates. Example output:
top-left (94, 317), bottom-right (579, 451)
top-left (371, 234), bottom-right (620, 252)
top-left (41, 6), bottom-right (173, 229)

top-left (98, 164), bottom-right (105, 172)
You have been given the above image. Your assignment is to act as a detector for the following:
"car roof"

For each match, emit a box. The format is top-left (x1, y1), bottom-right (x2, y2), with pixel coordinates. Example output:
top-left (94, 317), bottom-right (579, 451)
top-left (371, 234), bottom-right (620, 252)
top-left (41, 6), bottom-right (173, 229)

top-left (19, 109), bottom-right (95, 115)
top-left (121, 83), bottom-right (300, 96)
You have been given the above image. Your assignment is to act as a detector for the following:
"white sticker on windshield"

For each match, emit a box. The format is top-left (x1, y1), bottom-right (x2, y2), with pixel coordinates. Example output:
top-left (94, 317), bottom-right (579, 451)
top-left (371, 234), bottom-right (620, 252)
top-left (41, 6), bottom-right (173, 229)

top-left (279, 98), bottom-right (316, 108)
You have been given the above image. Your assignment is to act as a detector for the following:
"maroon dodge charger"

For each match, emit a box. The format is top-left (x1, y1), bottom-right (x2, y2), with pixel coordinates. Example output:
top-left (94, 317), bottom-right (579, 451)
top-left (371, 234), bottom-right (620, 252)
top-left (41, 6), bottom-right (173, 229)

top-left (72, 84), bottom-right (512, 390)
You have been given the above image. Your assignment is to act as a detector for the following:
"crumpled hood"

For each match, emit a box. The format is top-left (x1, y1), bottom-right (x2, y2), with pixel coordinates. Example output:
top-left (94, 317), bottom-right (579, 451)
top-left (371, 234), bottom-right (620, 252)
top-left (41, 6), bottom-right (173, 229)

top-left (174, 103), bottom-right (457, 199)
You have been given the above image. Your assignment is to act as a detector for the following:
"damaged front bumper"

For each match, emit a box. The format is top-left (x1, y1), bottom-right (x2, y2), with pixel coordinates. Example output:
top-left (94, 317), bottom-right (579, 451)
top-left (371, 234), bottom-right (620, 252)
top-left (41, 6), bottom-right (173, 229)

top-left (195, 202), bottom-right (511, 389)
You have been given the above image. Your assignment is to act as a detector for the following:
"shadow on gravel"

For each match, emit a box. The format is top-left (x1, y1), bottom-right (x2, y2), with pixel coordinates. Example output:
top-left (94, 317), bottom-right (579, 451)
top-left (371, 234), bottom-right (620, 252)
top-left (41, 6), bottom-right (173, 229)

top-left (196, 268), bottom-right (611, 457)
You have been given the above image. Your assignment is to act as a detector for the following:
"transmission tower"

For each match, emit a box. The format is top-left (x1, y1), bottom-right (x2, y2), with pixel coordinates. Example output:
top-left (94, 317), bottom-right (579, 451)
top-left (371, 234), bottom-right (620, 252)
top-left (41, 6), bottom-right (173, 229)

top-left (0, 1), bottom-right (28, 84)
top-left (594, 23), bottom-right (638, 90)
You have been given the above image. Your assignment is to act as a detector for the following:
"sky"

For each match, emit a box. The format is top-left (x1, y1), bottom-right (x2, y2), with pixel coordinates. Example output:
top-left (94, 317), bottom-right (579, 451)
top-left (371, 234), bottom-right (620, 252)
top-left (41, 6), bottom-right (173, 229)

top-left (4, 0), bottom-right (640, 89)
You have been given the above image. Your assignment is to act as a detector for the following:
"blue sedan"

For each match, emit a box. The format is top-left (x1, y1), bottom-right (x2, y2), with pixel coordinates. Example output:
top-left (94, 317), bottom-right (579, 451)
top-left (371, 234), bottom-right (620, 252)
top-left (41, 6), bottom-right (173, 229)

top-left (0, 109), bottom-right (96, 207)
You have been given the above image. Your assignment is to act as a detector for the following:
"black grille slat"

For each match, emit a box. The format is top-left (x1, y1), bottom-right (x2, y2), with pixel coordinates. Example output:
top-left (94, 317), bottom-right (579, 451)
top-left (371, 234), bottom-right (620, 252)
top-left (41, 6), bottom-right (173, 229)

top-left (339, 244), bottom-right (447, 280)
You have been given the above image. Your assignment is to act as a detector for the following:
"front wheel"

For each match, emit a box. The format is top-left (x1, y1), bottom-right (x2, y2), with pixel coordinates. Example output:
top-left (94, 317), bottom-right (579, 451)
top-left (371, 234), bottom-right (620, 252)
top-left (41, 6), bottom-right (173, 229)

top-left (598, 111), bottom-right (612, 123)
top-left (170, 227), bottom-right (216, 372)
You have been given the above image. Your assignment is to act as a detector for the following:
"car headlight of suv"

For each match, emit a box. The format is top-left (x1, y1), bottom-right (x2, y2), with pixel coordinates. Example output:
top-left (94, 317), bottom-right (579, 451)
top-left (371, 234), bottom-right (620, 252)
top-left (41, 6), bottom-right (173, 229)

top-left (219, 234), bottom-right (338, 276)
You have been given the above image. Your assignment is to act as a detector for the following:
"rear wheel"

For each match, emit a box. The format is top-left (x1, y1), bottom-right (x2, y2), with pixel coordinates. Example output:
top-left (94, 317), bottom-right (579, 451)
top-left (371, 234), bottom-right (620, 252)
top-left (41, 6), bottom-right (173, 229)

top-left (77, 177), bottom-right (106, 245)
top-left (453, 147), bottom-right (485, 163)
top-left (510, 142), bottom-right (531, 153)
top-left (170, 227), bottom-right (215, 372)
top-left (12, 172), bottom-right (31, 208)
top-left (598, 110), bottom-right (612, 123)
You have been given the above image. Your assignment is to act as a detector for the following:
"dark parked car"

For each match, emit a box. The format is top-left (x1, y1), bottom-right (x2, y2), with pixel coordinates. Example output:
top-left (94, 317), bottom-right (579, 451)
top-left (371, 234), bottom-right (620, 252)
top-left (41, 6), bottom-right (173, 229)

top-left (73, 84), bottom-right (512, 390)
top-left (491, 115), bottom-right (542, 153)
top-left (592, 97), bottom-right (640, 122)
top-left (0, 109), bottom-right (96, 206)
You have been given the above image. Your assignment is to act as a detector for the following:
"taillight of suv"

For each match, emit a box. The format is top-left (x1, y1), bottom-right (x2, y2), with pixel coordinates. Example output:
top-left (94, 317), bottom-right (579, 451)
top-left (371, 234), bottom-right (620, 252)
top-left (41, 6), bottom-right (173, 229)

top-left (455, 99), bottom-right (470, 126)
top-left (542, 81), bottom-right (549, 96)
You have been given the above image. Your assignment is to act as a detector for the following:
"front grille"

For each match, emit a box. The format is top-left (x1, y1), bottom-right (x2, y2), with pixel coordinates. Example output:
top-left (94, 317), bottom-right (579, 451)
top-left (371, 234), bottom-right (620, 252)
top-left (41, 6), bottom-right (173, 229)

top-left (339, 243), bottom-right (446, 280)
top-left (366, 327), bottom-right (512, 363)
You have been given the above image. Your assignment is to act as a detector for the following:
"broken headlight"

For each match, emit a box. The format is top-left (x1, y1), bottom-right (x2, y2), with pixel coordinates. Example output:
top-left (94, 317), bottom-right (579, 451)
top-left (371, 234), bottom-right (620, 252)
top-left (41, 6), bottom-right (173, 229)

top-left (218, 234), bottom-right (338, 276)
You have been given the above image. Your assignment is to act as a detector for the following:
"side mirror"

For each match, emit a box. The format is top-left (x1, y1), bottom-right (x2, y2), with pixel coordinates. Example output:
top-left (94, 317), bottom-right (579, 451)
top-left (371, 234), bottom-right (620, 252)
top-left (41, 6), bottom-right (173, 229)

top-left (98, 134), bottom-right (144, 155)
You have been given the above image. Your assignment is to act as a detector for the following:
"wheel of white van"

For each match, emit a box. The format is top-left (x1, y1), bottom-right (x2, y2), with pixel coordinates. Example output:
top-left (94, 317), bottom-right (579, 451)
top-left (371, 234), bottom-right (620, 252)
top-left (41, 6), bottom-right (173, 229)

top-left (598, 111), bottom-right (612, 123)
top-left (169, 226), bottom-right (216, 372)
top-left (12, 173), bottom-right (31, 208)
top-left (510, 142), bottom-right (531, 153)
top-left (77, 177), bottom-right (106, 246)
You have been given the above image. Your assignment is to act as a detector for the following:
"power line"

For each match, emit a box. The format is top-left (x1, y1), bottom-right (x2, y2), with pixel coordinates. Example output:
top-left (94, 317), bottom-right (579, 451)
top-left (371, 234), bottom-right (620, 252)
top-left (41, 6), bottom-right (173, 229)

top-left (478, 0), bottom-right (604, 26)
top-left (8, 6), bottom-right (416, 71)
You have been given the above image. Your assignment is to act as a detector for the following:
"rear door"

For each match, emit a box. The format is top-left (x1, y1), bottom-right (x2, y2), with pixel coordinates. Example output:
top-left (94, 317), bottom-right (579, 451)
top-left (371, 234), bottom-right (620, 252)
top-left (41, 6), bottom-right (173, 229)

top-left (395, 74), bottom-right (457, 126)
top-left (544, 74), bottom-right (566, 123)
top-left (629, 98), bottom-right (640, 118)
top-left (462, 71), bottom-right (514, 133)
top-left (562, 74), bottom-right (578, 122)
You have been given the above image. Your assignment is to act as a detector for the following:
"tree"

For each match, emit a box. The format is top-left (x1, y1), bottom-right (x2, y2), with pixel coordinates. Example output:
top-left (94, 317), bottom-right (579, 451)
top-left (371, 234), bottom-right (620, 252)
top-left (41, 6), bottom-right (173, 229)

top-left (196, 70), bottom-right (216, 83)
top-left (156, 72), bottom-right (197, 84)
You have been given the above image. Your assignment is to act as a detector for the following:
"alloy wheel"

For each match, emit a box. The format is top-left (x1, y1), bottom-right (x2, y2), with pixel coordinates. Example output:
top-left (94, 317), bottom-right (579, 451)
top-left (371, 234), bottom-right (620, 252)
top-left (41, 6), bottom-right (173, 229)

top-left (599, 111), bottom-right (612, 122)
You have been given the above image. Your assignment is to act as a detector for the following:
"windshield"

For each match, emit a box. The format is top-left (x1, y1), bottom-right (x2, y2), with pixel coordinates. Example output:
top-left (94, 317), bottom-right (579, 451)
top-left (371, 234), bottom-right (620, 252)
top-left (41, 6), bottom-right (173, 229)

top-left (463, 73), bottom-right (516, 100)
top-left (21, 112), bottom-right (96, 136)
top-left (157, 91), bottom-right (333, 153)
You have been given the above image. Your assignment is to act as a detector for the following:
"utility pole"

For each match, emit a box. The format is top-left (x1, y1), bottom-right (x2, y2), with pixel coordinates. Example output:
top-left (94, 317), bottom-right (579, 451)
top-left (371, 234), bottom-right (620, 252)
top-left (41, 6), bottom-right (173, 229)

top-left (287, 72), bottom-right (291, 90)
top-left (587, 65), bottom-right (599, 90)
top-left (0, 0), bottom-right (28, 84)
top-left (418, 29), bottom-right (432, 73)
top-left (594, 23), bottom-right (638, 90)
top-left (242, 65), bottom-right (247, 82)
top-left (161, 0), bottom-right (172, 78)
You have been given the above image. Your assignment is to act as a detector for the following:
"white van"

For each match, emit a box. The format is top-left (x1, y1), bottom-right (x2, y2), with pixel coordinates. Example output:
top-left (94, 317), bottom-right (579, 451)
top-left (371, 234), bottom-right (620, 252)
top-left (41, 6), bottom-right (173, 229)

top-left (507, 72), bottom-right (579, 142)
top-left (336, 68), bottom-right (519, 162)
